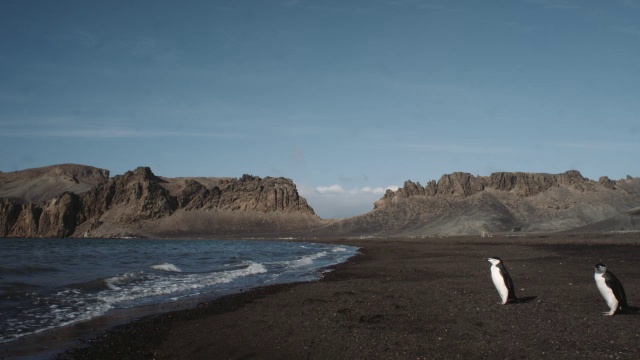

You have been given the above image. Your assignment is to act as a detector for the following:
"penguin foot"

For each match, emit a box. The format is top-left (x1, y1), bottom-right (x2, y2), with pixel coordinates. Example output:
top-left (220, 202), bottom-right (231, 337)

top-left (602, 311), bottom-right (616, 316)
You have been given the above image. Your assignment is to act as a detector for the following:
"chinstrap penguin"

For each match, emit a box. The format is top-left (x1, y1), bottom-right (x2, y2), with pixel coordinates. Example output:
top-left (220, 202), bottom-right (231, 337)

top-left (594, 263), bottom-right (628, 316)
top-left (485, 257), bottom-right (517, 304)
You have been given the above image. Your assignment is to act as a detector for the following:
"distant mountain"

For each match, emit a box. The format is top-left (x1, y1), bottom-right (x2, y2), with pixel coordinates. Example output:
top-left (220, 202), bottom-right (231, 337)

top-left (0, 164), bottom-right (109, 204)
top-left (563, 206), bottom-right (640, 234)
top-left (2, 165), bottom-right (639, 238)
top-left (1, 165), bottom-right (323, 238)
top-left (313, 171), bottom-right (640, 237)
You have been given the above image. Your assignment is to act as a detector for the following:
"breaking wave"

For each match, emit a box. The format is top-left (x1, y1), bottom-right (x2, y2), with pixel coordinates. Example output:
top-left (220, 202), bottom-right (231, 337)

top-left (0, 238), bottom-right (358, 344)
top-left (285, 252), bottom-right (328, 268)
top-left (150, 263), bottom-right (182, 272)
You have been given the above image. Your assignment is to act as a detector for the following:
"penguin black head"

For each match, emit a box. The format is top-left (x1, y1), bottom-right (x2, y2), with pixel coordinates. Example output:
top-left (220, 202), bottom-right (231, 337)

top-left (595, 263), bottom-right (607, 274)
top-left (485, 257), bottom-right (502, 265)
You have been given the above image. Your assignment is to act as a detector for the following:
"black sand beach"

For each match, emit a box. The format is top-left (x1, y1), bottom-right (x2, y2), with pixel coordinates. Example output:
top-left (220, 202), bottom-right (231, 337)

top-left (6, 234), bottom-right (640, 359)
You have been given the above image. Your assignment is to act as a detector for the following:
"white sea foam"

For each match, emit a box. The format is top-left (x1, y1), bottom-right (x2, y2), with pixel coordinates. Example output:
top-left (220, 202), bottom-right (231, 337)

top-left (150, 263), bottom-right (182, 272)
top-left (1, 262), bottom-right (270, 342)
top-left (97, 262), bottom-right (268, 307)
top-left (285, 251), bottom-right (328, 268)
top-left (104, 271), bottom-right (146, 290)
top-left (1, 239), bottom-right (359, 345)
top-left (1, 288), bottom-right (113, 343)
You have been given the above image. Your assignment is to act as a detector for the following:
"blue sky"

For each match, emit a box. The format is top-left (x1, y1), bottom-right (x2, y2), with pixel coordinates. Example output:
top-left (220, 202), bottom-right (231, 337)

top-left (1, 0), bottom-right (639, 218)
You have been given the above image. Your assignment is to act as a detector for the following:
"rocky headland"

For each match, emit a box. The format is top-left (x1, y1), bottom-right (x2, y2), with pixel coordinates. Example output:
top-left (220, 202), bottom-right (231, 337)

top-left (314, 170), bottom-right (640, 237)
top-left (1, 165), bottom-right (639, 238)
top-left (1, 165), bottom-right (321, 238)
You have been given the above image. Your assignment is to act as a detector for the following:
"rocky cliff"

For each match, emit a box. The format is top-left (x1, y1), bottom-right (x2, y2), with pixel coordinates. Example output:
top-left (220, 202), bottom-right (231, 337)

top-left (0, 165), bottom-right (320, 238)
top-left (0, 164), bottom-right (109, 204)
top-left (378, 170), bottom-right (599, 203)
top-left (3, 166), bottom-right (639, 238)
top-left (319, 170), bottom-right (640, 237)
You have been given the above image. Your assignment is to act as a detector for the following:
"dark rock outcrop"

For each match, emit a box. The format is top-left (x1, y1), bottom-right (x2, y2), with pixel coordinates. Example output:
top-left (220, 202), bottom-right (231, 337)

top-left (3, 165), bottom-right (638, 238)
top-left (328, 170), bottom-right (640, 237)
top-left (0, 192), bottom-right (81, 238)
top-left (37, 192), bottom-right (82, 238)
top-left (1, 165), bottom-right (318, 238)
top-left (174, 174), bottom-right (315, 214)
top-left (213, 175), bottom-right (315, 213)
top-left (381, 170), bottom-right (604, 203)
top-left (0, 198), bottom-right (24, 236)
top-left (77, 166), bottom-right (178, 225)
top-left (177, 180), bottom-right (208, 208)
top-left (436, 172), bottom-right (485, 197)
top-left (598, 176), bottom-right (616, 189)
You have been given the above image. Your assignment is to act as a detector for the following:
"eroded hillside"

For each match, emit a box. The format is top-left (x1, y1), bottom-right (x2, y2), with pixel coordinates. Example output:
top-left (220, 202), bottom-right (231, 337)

top-left (1, 165), bottom-right (322, 238)
top-left (315, 171), bottom-right (640, 237)
top-left (2, 166), bottom-right (638, 238)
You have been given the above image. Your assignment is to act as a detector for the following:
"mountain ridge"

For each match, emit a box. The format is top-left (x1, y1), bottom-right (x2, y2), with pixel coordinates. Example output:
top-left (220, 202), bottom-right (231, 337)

top-left (1, 165), bottom-right (320, 238)
top-left (325, 170), bottom-right (640, 237)
top-left (1, 164), bottom-right (639, 238)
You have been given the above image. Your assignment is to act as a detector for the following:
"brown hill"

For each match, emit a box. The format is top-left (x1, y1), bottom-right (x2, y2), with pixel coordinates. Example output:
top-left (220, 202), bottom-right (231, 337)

top-left (1, 166), bottom-right (323, 238)
top-left (0, 164), bottom-right (109, 204)
top-left (2, 166), bottom-right (639, 238)
top-left (75, 170), bottom-right (323, 239)
top-left (313, 171), bottom-right (640, 237)
top-left (563, 206), bottom-right (640, 234)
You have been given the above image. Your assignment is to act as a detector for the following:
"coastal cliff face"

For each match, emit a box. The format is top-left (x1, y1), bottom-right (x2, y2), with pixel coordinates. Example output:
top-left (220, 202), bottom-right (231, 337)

top-left (2, 165), bottom-right (639, 238)
top-left (323, 170), bottom-right (640, 237)
top-left (173, 174), bottom-right (315, 213)
top-left (379, 170), bottom-right (597, 202)
top-left (0, 165), bottom-right (319, 238)
top-left (1, 193), bottom-right (82, 238)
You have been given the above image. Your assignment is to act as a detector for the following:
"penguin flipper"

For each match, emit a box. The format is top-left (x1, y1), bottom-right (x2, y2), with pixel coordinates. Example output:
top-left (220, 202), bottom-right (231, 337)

top-left (499, 267), bottom-right (517, 301)
top-left (605, 272), bottom-right (628, 308)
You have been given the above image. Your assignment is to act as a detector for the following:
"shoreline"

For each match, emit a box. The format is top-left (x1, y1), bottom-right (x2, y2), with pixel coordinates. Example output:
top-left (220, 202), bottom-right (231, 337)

top-left (0, 238), bottom-right (363, 360)
top-left (4, 234), bottom-right (640, 359)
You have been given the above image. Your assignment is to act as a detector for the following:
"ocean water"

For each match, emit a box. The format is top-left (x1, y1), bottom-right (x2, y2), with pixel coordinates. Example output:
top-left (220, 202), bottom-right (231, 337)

top-left (0, 238), bottom-right (358, 343)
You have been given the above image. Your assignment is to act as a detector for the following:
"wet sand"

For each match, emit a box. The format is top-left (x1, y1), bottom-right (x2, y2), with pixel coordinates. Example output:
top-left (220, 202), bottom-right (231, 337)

top-left (17, 234), bottom-right (640, 359)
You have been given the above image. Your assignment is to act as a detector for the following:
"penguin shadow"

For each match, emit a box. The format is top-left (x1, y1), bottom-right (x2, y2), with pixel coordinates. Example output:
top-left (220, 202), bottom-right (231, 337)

top-left (508, 296), bottom-right (537, 305)
top-left (617, 306), bottom-right (640, 316)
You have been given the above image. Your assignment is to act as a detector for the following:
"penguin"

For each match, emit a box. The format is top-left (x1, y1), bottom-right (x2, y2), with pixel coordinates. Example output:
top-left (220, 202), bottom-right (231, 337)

top-left (485, 257), bottom-right (517, 304)
top-left (594, 263), bottom-right (628, 316)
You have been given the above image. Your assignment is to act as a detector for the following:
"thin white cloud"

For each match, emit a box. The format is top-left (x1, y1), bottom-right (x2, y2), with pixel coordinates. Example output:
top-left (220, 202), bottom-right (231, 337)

top-left (0, 115), bottom-right (250, 139)
top-left (527, 0), bottom-right (580, 9)
top-left (281, 0), bottom-right (300, 8)
top-left (49, 28), bottom-right (100, 49)
top-left (0, 128), bottom-right (246, 139)
top-left (610, 25), bottom-right (640, 38)
top-left (316, 184), bottom-right (345, 194)
top-left (399, 142), bottom-right (511, 154)
top-left (284, 124), bottom-right (341, 136)
top-left (49, 29), bottom-right (179, 62)
top-left (360, 186), bottom-right (387, 194)
top-left (315, 184), bottom-right (398, 195)
top-left (548, 141), bottom-right (640, 150)
top-left (299, 184), bottom-right (399, 219)
top-left (622, 0), bottom-right (640, 8)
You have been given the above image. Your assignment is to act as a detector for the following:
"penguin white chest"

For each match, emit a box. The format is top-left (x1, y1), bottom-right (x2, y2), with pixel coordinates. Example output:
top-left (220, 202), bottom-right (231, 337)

top-left (491, 265), bottom-right (509, 304)
top-left (595, 272), bottom-right (618, 310)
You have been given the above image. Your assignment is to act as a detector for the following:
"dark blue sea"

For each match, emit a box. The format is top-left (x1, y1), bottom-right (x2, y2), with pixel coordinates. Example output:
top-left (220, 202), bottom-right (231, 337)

top-left (0, 238), bottom-right (358, 344)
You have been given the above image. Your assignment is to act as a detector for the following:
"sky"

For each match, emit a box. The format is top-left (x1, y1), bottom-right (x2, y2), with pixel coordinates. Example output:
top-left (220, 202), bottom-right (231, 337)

top-left (1, 0), bottom-right (639, 219)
